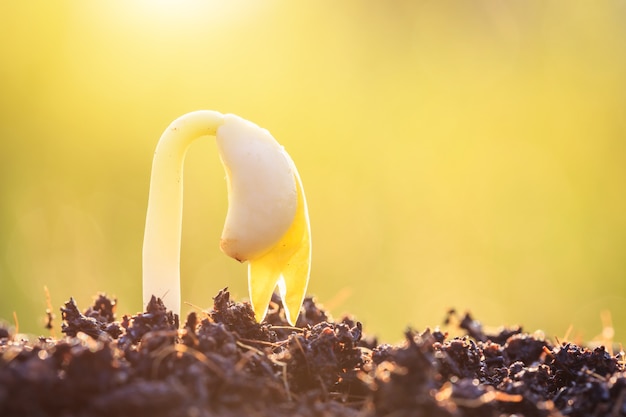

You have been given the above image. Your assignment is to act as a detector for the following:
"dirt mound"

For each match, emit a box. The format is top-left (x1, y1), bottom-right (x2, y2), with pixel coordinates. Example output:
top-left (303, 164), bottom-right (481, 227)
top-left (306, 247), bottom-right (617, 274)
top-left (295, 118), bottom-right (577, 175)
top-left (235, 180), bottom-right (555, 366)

top-left (1, 289), bottom-right (624, 416)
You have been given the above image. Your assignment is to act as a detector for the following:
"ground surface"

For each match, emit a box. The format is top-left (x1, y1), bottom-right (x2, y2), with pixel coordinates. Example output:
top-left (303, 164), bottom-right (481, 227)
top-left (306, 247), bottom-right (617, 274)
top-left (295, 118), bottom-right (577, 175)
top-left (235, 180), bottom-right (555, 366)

top-left (1, 289), bottom-right (625, 417)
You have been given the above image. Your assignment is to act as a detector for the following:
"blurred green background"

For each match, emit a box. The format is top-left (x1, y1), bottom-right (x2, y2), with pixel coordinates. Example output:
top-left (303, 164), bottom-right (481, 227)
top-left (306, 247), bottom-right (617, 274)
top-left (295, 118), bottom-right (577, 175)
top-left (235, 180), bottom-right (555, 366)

top-left (1, 1), bottom-right (625, 344)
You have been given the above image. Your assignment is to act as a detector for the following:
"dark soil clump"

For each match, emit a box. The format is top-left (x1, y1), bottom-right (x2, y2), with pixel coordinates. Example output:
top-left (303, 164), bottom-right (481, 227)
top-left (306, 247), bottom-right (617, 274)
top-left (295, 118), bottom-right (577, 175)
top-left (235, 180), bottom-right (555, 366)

top-left (1, 289), bottom-right (625, 416)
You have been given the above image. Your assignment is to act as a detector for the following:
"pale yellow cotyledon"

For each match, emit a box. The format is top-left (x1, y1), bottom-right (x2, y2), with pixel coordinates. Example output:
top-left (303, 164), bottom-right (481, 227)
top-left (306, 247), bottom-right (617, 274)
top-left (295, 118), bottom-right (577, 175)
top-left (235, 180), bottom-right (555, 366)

top-left (142, 111), bottom-right (311, 326)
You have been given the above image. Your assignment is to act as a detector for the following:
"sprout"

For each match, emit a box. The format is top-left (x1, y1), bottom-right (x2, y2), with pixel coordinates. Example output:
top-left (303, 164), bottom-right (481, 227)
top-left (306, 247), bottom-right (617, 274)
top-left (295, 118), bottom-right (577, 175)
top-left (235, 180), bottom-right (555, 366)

top-left (142, 110), bottom-right (311, 325)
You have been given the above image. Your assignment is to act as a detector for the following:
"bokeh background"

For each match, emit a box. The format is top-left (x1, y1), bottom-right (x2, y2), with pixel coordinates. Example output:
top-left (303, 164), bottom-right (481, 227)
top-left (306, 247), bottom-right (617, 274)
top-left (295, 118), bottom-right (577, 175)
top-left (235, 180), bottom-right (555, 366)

top-left (1, 1), bottom-right (625, 343)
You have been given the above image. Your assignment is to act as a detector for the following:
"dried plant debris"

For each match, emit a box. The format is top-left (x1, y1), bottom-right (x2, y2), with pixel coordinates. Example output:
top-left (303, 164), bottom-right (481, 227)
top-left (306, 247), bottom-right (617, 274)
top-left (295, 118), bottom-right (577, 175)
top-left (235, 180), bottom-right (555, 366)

top-left (1, 290), bottom-right (625, 416)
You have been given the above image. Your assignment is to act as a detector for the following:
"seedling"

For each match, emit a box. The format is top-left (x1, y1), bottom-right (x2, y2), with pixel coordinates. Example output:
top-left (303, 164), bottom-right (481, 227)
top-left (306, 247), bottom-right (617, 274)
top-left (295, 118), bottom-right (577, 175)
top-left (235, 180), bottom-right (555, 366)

top-left (142, 110), bottom-right (311, 325)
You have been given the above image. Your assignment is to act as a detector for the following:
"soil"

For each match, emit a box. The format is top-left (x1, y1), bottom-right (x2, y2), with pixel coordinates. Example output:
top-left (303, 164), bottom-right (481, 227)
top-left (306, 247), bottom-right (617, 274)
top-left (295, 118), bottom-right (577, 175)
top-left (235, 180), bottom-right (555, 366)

top-left (1, 289), bottom-right (625, 417)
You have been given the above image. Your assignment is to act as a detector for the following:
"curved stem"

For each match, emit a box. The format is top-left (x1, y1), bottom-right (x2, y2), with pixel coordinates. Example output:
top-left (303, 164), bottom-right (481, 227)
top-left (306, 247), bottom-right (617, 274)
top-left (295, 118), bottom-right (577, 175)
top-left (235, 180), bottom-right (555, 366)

top-left (142, 110), bottom-right (225, 317)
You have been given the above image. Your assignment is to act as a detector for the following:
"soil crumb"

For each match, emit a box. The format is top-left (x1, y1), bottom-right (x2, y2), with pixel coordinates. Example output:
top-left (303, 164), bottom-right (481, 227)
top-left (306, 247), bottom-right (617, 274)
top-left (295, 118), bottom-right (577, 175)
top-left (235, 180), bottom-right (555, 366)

top-left (1, 290), bottom-right (625, 416)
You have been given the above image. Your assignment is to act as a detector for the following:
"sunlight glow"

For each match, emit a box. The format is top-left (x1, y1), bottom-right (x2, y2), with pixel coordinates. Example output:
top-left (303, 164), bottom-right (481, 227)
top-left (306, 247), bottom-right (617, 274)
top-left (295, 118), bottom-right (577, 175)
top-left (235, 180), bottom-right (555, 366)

top-left (122, 0), bottom-right (258, 29)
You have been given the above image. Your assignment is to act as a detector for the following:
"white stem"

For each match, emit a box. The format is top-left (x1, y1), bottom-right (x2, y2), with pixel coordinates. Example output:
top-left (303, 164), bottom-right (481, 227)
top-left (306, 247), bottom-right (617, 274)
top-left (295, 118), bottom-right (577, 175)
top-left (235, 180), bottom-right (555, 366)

top-left (142, 110), bottom-right (225, 316)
